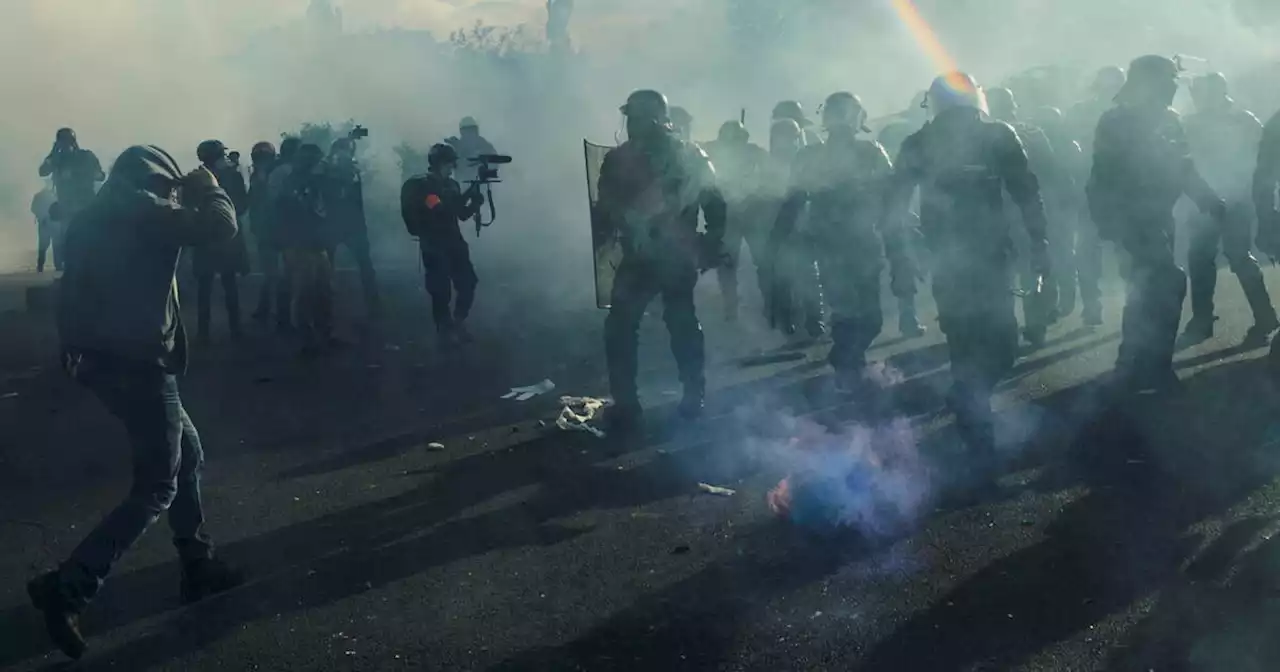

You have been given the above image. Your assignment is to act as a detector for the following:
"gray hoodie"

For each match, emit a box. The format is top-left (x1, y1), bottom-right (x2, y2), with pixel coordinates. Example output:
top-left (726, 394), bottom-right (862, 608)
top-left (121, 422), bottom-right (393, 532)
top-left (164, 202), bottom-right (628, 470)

top-left (57, 145), bottom-right (238, 373)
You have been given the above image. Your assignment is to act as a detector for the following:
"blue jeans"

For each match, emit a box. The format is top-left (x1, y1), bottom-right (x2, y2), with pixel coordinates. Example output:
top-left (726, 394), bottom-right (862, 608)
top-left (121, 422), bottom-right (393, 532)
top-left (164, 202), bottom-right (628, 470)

top-left (57, 352), bottom-right (212, 609)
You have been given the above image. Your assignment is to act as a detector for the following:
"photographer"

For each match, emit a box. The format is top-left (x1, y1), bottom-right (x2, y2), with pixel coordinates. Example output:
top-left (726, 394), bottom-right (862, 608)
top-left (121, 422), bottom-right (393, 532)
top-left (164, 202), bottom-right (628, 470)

top-left (193, 140), bottom-right (250, 344)
top-left (38, 128), bottom-right (105, 249)
top-left (325, 137), bottom-right (381, 318)
top-left (30, 146), bottom-right (243, 659)
top-left (400, 143), bottom-right (485, 348)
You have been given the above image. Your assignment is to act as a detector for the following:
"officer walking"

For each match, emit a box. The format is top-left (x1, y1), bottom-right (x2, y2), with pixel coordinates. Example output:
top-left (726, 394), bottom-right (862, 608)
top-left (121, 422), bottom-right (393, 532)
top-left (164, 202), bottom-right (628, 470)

top-left (1087, 55), bottom-right (1226, 393)
top-left (193, 140), bottom-right (250, 344)
top-left (703, 120), bottom-right (770, 322)
top-left (761, 118), bottom-right (822, 336)
top-left (326, 137), bottom-right (381, 318)
top-left (596, 90), bottom-right (728, 428)
top-left (777, 92), bottom-right (909, 393)
top-left (1067, 66), bottom-right (1127, 326)
top-left (885, 72), bottom-right (1050, 462)
top-left (400, 144), bottom-right (486, 347)
top-left (1181, 72), bottom-right (1277, 344)
top-left (1031, 105), bottom-right (1091, 323)
top-left (986, 87), bottom-right (1064, 346)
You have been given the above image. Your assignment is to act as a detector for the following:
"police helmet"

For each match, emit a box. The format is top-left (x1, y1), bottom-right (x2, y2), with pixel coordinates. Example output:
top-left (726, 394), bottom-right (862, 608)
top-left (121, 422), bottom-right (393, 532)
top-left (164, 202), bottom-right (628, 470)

top-left (926, 72), bottom-right (988, 115)
top-left (717, 120), bottom-right (749, 143)
top-left (621, 90), bottom-right (670, 121)
top-left (772, 100), bottom-right (805, 123)
top-left (821, 92), bottom-right (869, 132)
top-left (1191, 72), bottom-right (1231, 103)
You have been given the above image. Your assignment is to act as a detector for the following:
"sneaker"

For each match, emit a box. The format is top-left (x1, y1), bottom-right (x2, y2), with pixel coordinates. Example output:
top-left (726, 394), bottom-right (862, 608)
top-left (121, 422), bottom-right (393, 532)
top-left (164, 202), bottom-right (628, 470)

top-left (26, 571), bottom-right (87, 660)
top-left (180, 557), bottom-right (245, 605)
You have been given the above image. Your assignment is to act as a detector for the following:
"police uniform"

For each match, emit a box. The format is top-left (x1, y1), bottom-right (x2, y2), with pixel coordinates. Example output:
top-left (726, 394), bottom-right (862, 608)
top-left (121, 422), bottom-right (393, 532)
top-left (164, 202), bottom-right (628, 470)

top-left (887, 101), bottom-right (1049, 456)
top-left (325, 159), bottom-right (381, 315)
top-left (597, 131), bottom-right (727, 416)
top-left (703, 131), bottom-right (770, 321)
top-left (778, 132), bottom-right (898, 381)
top-left (1088, 98), bottom-right (1222, 390)
top-left (1183, 102), bottom-right (1276, 338)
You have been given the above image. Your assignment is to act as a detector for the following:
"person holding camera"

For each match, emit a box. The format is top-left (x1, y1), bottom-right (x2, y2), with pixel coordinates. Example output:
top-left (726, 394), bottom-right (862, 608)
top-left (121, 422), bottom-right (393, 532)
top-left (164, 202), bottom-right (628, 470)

top-left (193, 140), bottom-right (250, 344)
top-left (38, 128), bottom-right (105, 261)
top-left (401, 143), bottom-right (485, 348)
top-left (278, 143), bottom-right (338, 356)
top-left (325, 137), bottom-right (381, 318)
top-left (29, 146), bottom-right (244, 660)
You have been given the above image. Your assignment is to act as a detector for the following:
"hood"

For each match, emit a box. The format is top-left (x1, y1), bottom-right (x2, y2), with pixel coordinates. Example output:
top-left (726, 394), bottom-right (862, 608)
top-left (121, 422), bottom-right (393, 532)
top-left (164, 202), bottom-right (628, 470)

top-left (105, 145), bottom-right (183, 193)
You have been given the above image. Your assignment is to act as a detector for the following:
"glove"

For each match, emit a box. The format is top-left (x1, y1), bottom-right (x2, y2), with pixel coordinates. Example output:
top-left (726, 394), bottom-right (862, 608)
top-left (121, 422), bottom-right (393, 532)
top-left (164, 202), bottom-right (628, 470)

top-left (698, 234), bottom-right (730, 271)
top-left (183, 165), bottom-right (221, 194)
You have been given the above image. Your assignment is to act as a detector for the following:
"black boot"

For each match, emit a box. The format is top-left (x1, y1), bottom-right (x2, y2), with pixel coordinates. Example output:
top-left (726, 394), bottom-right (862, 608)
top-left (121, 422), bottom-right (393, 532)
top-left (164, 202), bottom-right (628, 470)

top-left (608, 400), bottom-right (645, 433)
top-left (677, 385), bottom-right (705, 420)
top-left (1244, 314), bottom-right (1280, 346)
top-left (180, 557), bottom-right (245, 605)
top-left (27, 571), bottom-right (87, 660)
top-left (1180, 314), bottom-right (1216, 345)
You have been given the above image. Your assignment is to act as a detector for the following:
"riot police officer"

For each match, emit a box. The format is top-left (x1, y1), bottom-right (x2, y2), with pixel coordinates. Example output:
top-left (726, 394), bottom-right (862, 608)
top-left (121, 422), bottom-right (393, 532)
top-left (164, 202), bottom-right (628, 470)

top-left (669, 106), bottom-right (695, 144)
top-left (762, 118), bottom-right (823, 336)
top-left (326, 137), bottom-right (381, 318)
top-left (597, 90), bottom-right (728, 427)
top-left (703, 120), bottom-right (770, 322)
top-left (1068, 66), bottom-right (1127, 326)
top-left (777, 92), bottom-right (908, 392)
top-left (1031, 105), bottom-right (1092, 323)
top-left (1087, 55), bottom-right (1225, 393)
top-left (772, 100), bottom-right (823, 147)
top-left (1254, 110), bottom-right (1280, 370)
top-left (1182, 73), bottom-right (1277, 344)
top-left (986, 87), bottom-right (1064, 346)
top-left (401, 144), bottom-right (486, 347)
top-left (885, 72), bottom-right (1050, 461)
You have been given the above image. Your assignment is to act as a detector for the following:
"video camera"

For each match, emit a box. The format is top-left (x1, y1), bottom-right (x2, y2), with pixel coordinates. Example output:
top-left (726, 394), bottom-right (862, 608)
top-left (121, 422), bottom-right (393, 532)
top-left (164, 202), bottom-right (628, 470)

top-left (466, 154), bottom-right (512, 184)
top-left (348, 124), bottom-right (370, 140)
top-left (464, 154), bottom-right (513, 236)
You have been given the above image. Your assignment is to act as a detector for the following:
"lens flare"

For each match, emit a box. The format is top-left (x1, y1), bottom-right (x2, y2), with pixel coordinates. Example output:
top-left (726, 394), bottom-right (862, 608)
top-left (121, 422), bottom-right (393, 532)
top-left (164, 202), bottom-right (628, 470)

top-left (888, 0), bottom-right (975, 97)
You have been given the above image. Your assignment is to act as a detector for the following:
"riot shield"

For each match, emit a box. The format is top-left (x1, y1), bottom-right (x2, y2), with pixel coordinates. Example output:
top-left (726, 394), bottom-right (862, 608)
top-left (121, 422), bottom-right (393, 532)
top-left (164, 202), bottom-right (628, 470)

top-left (585, 140), bottom-right (622, 309)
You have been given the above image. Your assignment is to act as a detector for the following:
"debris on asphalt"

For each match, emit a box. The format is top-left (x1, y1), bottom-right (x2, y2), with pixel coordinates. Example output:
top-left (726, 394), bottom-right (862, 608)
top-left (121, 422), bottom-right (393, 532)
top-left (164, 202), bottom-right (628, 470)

top-left (698, 482), bottom-right (737, 497)
top-left (556, 396), bottom-right (612, 438)
top-left (426, 442), bottom-right (446, 452)
top-left (501, 379), bottom-right (556, 401)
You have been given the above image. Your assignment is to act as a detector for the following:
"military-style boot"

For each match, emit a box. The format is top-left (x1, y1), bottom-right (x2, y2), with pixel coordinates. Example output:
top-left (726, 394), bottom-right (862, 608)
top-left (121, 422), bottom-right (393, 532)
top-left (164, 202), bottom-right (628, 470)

top-left (27, 571), bottom-right (87, 660)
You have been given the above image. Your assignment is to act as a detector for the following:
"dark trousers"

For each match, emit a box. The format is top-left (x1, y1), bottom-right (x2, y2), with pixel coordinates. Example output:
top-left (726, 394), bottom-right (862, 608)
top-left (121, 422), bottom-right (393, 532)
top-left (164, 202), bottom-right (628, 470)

top-left (934, 264), bottom-right (1019, 455)
top-left (196, 272), bottom-right (241, 340)
top-left (1187, 203), bottom-right (1276, 325)
top-left (57, 353), bottom-right (212, 610)
top-left (285, 249), bottom-right (334, 346)
top-left (818, 248), bottom-right (883, 375)
top-left (717, 204), bottom-right (771, 318)
top-left (328, 228), bottom-right (381, 315)
top-left (770, 233), bottom-right (824, 333)
top-left (254, 240), bottom-right (292, 327)
top-left (1076, 214), bottom-right (1105, 313)
top-left (421, 241), bottom-right (478, 333)
top-left (37, 221), bottom-right (63, 272)
top-left (604, 255), bottom-right (704, 408)
top-left (1117, 221), bottom-right (1187, 381)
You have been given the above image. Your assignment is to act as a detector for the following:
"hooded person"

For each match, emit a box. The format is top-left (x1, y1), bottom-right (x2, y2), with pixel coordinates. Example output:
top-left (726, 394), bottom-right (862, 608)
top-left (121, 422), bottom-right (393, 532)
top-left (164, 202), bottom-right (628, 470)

top-left (32, 146), bottom-right (244, 660)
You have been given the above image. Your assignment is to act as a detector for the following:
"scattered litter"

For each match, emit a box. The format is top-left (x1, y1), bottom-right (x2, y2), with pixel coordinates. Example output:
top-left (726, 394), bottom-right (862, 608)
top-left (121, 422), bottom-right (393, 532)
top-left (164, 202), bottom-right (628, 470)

top-left (698, 482), bottom-right (737, 497)
top-left (556, 396), bottom-right (612, 438)
top-left (537, 420), bottom-right (548, 428)
top-left (425, 442), bottom-right (446, 452)
top-left (1, 392), bottom-right (18, 400)
top-left (671, 544), bottom-right (691, 555)
top-left (501, 379), bottom-right (557, 401)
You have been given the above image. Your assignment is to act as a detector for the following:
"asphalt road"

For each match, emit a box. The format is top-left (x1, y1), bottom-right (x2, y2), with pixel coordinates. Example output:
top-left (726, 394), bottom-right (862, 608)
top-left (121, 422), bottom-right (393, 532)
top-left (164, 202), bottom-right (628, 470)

top-left (3, 259), bottom-right (1280, 672)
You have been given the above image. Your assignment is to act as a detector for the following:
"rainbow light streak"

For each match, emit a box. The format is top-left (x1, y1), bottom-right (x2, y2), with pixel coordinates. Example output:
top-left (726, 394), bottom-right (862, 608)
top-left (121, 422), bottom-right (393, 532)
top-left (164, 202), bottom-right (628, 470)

top-left (888, 0), bottom-right (973, 95)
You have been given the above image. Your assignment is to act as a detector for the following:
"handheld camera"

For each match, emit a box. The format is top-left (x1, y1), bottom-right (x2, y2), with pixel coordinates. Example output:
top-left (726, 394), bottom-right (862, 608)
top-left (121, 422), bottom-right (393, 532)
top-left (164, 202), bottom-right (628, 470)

top-left (465, 154), bottom-right (513, 236)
